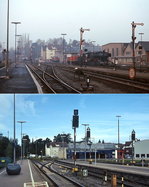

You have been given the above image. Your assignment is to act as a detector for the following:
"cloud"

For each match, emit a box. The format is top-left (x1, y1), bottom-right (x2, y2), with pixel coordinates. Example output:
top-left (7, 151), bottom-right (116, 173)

top-left (16, 95), bottom-right (36, 116)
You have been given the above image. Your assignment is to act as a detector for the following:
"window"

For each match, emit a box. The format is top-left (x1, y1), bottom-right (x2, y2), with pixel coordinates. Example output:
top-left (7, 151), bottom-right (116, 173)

top-left (112, 48), bottom-right (114, 57)
top-left (126, 52), bottom-right (131, 56)
top-left (141, 154), bottom-right (145, 158)
top-left (147, 154), bottom-right (149, 158)
top-left (136, 154), bottom-right (139, 158)
top-left (116, 48), bottom-right (119, 56)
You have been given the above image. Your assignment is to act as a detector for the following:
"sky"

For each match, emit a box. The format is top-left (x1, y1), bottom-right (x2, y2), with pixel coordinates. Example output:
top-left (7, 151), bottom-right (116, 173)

top-left (0, 94), bottom-right (149, 144)
top-left (0, 0), bottom-right (149, 48)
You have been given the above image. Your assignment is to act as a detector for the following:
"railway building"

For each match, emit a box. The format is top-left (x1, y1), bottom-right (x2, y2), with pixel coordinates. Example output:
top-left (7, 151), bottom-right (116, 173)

top-left (67, 141), bottom-right (115, 159)
top-left (134, 139), bottom-right (149, 160)
top-left (102, 41), bottom-right (149, 65)
top-left (45, 142), bottom-right (67, 159)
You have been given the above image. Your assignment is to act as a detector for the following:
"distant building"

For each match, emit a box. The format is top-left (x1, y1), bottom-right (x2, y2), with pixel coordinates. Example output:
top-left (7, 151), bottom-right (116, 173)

top-left (102, 43), bottom-right (128, 58)
top-left (45, 142), bottom-right (67, 159)
top-left (102, 41), bottom-right (149, 65)
top-left (41, 46), bottom-right (57, 62)
top-left (67, 141), bottom-right (115, 159)
top-left (134, 139), bottom-right (149, 159)
top-left (31, 43), bottom-right (42, 61)
top-left (135, 41), bottom-right (149, 64)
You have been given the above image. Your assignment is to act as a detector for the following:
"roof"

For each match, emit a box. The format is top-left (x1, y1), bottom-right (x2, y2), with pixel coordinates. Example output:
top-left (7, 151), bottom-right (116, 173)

top-left (102, 43), bottom-right (129, 46)
top-left (137, 41), bottom-right (149, 52)
top-left (125, 141), bottom-right (132, 146)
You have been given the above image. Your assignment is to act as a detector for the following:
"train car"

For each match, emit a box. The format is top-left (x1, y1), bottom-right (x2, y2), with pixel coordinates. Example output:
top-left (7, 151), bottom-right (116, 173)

top-left (85, 51), bottom-right (111, 63)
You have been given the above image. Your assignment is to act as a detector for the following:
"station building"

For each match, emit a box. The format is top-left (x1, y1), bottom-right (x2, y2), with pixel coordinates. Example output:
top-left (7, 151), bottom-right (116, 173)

top-left (134, 139), bottom-right (149, 159)
top-left (67, 141), bottom-right (115, 159)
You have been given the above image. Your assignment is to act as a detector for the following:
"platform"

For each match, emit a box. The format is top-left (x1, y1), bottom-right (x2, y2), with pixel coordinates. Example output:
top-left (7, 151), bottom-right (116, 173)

top-left (0, 63), bottom-right (38, 93)
top-left (0, 159), bottom-right (47, 187)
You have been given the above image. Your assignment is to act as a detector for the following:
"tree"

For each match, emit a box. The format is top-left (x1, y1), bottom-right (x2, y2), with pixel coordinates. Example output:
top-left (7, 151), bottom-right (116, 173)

top-left (102, 140), bottom-right (105, 144)
top-left (98, 139), bottom-right (101, 143)
top-left (0, 137), bottom-right (9, 157)
top-left (53, 133), bottom-right (72, 143)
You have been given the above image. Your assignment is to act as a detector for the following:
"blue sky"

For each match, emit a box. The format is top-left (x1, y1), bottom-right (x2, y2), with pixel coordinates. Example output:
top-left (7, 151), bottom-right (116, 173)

top-left (0, 0), bottom-right (149, 48)
top-left (0, 94), bottom-right (149, 144)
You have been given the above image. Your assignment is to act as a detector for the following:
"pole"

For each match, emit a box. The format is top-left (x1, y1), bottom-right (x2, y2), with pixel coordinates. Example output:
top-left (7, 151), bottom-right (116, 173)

top-left (139, 33), bottom-right (144, 71)
top-left (82, 124), bottom-right (89, 162)
top-left (17, 121), bottom-right (26, 160)
top-left (61, 33), bottom-right (66, 63)
top-left (21, 123), bottom-right (22, 160)
top-left (132, 22), bottom-right (136, 69)
top-left (13, 94), bottom-right (16, 164)
top-left (15, 24), bottom-right (17, 67)
top-left (74, 127), bottom-right (76, 166)
top-left (6, 0), bottom-right (9, 77)
top-left (116, 115), bottom-right (121, 162)
top-left (95, 148), bottom-right (96, 165)
top-left (132, 140), bottom-right (134, 164)
top-left (80, 28), bottom-right (83, 57)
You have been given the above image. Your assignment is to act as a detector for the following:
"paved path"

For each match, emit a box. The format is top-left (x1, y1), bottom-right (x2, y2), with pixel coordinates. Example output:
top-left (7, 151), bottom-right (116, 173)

top-left (0, 159), bottom-right (45, 187)
top-left (0, 63), bottom-right (38, 93)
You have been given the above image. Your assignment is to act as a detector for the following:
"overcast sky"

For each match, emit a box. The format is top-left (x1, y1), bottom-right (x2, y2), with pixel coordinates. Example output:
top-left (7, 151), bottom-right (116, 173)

top-left (0, 94), bottom-right (149, 144)
top-left (0, 0), bottom-right (149, 48)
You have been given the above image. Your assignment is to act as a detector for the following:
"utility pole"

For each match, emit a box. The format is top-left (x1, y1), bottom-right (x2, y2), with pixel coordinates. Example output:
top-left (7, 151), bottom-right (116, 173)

top-left (116, 115), bottom-right (121, 162)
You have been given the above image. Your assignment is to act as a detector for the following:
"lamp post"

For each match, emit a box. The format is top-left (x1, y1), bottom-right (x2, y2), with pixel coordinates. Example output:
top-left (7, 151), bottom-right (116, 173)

top-left (61, 33), bottom-right (67, 63)
top-left (6, 0), bottom-right (9, 78)
top-left (116, 115), bottom-right (121, 162)
top-left (82, 124), bottom-right (89, 162)
top-left (13, 94), bottom-right (16, 164)
top-left (17, 121), bottom-right (26, 160)
top-left (11, 22), bottom-right (21, 67)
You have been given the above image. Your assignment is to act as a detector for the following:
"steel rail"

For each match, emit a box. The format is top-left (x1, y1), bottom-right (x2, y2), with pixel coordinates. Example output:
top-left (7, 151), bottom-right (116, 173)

top-left (31, 64), bottom-right (81, 93)
top-left (56, 160), bottom-right (149, 187)
top-left (26, 64), bottom-right (56, 93)
top-left (57, 66), bottom-right (149, 92)
top-left (32, 160), bottom-right (84, 187)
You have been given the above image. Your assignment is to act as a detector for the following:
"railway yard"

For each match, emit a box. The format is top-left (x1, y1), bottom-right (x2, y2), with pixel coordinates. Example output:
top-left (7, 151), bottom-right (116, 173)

top-left (1, 158), bottom-right (149, 187)
top-left (0, 62), bottom-right (149, 93)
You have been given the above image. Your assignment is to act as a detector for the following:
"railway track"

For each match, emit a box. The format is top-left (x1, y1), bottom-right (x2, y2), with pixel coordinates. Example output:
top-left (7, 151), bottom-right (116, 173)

top-left (32, 160), bottom-right (85, 187)
top-left (26, 64), bottom-right (81, 93)
top-left (55, 65), bottom-right (149, 93)
top-left (55, 160), bottom-right (149, 187)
